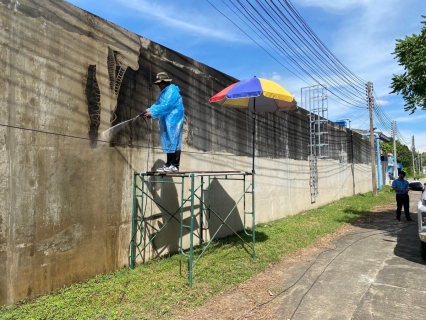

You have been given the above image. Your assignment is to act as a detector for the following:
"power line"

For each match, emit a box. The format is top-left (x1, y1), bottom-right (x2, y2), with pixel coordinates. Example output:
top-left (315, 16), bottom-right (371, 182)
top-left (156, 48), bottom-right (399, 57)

top-left (224, 0), bottom-right (367, 106)
top-left (206, 0), bottom-right (411, 148)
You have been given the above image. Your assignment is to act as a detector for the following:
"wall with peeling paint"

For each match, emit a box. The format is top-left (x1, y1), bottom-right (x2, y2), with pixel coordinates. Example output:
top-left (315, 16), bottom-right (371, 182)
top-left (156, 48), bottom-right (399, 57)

top-left (0, 0), bottom-right (372, 305)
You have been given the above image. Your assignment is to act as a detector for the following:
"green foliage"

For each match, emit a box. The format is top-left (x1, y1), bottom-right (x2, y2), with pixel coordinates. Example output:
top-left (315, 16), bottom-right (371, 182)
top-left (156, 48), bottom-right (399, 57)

top-left (380, 139), bottom-right (412, 171)
top-left (0, 187), bottom-right (395, 320)
top-left (390, 15), bottom-right (426, 113)
top-left (421, 152), bottom-right (426, 169)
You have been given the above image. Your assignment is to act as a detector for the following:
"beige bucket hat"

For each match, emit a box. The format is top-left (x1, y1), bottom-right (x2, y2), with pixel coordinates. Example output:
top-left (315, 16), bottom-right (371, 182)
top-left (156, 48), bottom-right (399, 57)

top-left (154, 72), bottom-right (173, 84)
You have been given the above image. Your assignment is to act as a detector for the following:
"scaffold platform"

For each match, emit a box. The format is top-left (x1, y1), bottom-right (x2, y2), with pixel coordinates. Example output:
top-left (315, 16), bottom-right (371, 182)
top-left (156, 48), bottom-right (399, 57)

top-left (130, 170), bottom-right (255, 286)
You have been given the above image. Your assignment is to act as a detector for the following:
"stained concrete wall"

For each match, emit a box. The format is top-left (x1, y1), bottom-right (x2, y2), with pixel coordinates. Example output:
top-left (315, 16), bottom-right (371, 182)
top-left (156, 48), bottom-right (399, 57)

top-left (0, 0), bottom-right (372, 305)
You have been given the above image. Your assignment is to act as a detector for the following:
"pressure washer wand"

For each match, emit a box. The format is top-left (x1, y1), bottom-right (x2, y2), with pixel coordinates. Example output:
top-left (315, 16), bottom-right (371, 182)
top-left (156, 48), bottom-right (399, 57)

top-left (132, 110), bottom-right (148, 124)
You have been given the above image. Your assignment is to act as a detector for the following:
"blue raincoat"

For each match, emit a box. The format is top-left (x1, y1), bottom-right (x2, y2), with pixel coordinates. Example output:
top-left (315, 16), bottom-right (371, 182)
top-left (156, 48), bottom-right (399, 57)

top-left (148, 84), bottom-right (184, 153)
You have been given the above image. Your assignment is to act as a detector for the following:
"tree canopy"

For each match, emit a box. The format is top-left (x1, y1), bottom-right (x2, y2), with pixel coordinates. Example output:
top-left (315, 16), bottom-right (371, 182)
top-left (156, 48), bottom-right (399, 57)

top-left (381, 139), bottom-right (412, 172)
top-left (390, 16), bottom-right (426, 113)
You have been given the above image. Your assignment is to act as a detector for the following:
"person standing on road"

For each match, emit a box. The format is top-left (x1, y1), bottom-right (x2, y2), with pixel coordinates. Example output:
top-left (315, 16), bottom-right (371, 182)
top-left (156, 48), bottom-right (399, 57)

top-left (143, 72), bottom-right (184, 172)
top-left (391, 171), bottom-right (413, 222)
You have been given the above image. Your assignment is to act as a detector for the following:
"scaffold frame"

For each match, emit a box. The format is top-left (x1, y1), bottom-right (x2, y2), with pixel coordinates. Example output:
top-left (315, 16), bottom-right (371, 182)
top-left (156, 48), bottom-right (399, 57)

top-left (130, 171), bottom-right (255, 286)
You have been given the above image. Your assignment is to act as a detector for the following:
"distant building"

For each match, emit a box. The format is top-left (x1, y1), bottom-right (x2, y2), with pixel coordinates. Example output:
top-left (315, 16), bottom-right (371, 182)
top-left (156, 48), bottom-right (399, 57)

top-left (352, 129), bottom-right (391, 143)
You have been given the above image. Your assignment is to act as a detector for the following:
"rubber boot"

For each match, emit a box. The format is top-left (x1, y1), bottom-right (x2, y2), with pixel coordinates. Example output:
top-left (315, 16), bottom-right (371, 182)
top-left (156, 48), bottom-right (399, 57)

top-left (172, 150), bottom-right (181, 169)
top-left (166, 153), bottom-right (174, 167)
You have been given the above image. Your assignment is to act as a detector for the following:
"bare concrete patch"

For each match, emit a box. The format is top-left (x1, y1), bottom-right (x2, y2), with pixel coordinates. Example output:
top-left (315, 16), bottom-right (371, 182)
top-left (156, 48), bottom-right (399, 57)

top-left (36, 223), bottom-right (86, 253)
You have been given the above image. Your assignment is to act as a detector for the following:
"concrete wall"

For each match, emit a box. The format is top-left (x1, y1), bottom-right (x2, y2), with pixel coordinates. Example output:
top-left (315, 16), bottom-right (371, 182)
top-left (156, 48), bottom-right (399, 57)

top-left (0, 0), bottom-right (372, 305)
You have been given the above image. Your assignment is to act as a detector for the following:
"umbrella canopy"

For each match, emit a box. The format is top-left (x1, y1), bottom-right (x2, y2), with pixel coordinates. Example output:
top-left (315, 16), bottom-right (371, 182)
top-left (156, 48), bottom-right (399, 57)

top-left (209, 77), bottom-right (297, 173)
top-left (209, 77), bottom-right (297, 112)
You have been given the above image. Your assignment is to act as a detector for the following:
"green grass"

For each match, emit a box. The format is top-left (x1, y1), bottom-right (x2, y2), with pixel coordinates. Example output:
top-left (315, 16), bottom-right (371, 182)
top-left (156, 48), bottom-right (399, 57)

top-left (0, 186), bottom-right (395, 320)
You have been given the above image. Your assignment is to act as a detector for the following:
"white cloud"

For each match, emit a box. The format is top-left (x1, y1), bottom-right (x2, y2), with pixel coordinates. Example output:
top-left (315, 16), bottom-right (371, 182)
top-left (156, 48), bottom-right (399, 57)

top-left (260, 72), bottom-right (307, 100)
top-left (300, 0), bottom-right (425, 143)
top-left (270, 72), bottom-right (281, 82)
top-left (116, 0), bottom-right (248, 43)
top-left (327, 0), bottom-right (424, 98)
top-left (376, 99), bottom-right (390, 106)
top-left (258, 72), bottom-right (363, 122)
top-left (296, 0), bottom-right (370, 13)
top-left (394, 113), bottom-right (426, 123)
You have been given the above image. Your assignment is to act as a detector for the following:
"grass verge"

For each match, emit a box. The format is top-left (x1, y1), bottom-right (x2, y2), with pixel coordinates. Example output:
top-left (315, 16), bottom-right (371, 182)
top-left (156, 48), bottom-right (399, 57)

top-left (0, 187), bottom-right (395, 319)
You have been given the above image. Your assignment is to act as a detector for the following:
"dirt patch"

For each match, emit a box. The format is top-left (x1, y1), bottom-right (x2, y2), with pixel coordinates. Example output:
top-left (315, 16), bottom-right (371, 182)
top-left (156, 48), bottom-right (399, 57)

top-left (173, 203), bottom-right (395, 320)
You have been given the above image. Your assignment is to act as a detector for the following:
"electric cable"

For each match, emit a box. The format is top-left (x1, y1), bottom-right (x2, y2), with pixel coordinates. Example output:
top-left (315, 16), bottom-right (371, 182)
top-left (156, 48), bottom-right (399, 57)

top-left (1, 117), bottom-right (377, 165)
top-left (208, 0), bottom-right (400, 151)
top-left (228, 0), bottom-right (367, 107)
top-left (281, 0), bottom-right (366, 86)
top-left (220, 0), bottom-right (314, 85)
top-left (372, 91), bottom-right (409, 144)
top-left (0, 121), bottom-right (236, 158)
top-left (206, 0), bottom-right (313, 85)
top-left (261, 0), bottom-right (366, 97)
top-left (229, 0), bottom-right (367, 101)
top-left (207, 0), bottom-right (407, 143)
top-left (237, 221), bottom-right (416, 319)
top-left (216, 0), bottom-right (364, 104)
top-left (206, 0), bottom-right (408, 145)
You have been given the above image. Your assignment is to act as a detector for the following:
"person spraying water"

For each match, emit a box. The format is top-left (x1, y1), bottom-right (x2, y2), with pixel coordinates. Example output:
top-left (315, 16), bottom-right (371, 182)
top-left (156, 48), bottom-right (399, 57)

top-left (138, 72), bottom-right (185, 172)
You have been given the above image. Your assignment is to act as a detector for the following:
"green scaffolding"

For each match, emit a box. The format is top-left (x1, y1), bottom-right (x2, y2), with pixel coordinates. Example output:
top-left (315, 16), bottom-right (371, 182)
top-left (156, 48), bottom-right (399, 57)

top-left (130, 171), bottom-right (255, 286)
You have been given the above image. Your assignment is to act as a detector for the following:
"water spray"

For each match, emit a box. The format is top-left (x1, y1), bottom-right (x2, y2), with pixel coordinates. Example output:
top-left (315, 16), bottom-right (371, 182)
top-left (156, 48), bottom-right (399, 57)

top-left (100, 118), bottom-right (134, 140)
top-left (100, 111), bottom-right (147, 140)
top-left (100, 110), bottom-right (151, 171)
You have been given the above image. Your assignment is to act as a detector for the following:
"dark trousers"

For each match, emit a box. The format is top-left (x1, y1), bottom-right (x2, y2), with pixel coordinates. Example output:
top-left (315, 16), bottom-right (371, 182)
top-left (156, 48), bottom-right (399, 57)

top-left (165, 150), bottom-right (181, 168)
top-left (396, 194), bottom-right (410, 220)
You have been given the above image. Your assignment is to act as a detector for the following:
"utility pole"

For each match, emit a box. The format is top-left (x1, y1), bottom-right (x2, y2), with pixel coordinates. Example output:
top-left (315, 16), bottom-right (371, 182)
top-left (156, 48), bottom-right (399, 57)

top-left (342, 118), bottom-right (355, 194)
top-left (412, 135), bottom-right (417, 180)
top-left (392, 120), bottom-right (398, 179)
top-left (419, 152), bottom-right (421, 174)
top-left (367, 82), bottom-right (377, 197)
top-left (418, 152), bottom-right (420, 175)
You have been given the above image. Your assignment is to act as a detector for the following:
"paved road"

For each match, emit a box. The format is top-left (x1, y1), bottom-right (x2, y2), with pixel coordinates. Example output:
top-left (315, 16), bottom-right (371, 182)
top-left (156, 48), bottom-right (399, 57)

top-left (269, 187), bottom-right (426, 320)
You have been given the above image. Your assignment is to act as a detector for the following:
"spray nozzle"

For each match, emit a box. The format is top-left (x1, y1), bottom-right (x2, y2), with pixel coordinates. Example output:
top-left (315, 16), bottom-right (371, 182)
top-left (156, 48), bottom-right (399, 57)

top-left (132, 110), bottom-right (148, 124)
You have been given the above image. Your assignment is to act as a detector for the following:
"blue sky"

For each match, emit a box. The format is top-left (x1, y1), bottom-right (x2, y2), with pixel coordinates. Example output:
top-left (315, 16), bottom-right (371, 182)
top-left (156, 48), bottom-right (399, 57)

top-left (66, 0), bottom-right (426, 152)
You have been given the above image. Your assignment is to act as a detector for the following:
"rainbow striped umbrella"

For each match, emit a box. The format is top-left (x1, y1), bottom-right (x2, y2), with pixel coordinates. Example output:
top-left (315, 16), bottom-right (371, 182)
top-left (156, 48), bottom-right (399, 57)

top-left (209, 77), bottom-right (297, 173)
top-left (209, 77), bottom-right (297, 112)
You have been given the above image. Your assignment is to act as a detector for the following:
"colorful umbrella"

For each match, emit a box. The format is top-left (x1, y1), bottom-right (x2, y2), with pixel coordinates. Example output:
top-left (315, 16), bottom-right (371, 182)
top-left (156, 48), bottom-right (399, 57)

top-left (209, 77), bottom-right (297, 112)
top-left (209, 77), bottom-right (297, 172)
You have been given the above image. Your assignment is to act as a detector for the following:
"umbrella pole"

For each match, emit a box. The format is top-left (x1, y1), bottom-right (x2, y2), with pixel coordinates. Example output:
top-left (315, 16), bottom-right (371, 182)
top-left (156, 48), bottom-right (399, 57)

top-left (252, 99), bottom-right (256, 174)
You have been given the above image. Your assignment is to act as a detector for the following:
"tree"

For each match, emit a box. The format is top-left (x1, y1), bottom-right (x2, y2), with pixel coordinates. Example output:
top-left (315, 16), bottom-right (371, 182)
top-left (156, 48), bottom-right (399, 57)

top-left (390, 16), bottom-right (426, 114)
top-left (381, 139), bottom-right (413, 173)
